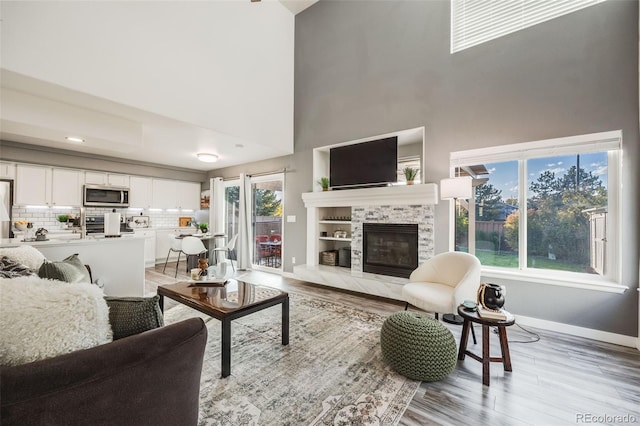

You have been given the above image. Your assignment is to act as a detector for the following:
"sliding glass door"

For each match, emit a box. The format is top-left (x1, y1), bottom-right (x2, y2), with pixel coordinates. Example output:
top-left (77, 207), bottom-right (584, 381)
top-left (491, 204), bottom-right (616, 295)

top-left (251, 174), bottom-right (284, 270)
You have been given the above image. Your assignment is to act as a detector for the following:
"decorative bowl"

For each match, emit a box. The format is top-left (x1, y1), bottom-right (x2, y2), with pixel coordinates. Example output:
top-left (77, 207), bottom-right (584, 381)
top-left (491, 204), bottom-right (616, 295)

top-left (15, 223), bottom-right (28, 231)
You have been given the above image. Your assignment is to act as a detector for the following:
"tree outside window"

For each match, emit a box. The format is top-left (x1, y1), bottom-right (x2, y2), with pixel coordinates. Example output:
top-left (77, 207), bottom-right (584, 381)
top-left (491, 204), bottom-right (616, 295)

top-left (456, 152), bottom-right (608, 275)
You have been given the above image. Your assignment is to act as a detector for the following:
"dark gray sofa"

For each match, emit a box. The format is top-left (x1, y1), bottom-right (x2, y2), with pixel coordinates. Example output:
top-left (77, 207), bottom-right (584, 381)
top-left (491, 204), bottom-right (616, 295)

top-left (1, 317), bottom-right (207, 426)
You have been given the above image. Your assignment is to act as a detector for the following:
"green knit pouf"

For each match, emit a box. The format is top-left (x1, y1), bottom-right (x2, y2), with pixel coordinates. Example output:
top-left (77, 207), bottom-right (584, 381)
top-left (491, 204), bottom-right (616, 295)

top-left (380, 311), bottom-right (457, 382)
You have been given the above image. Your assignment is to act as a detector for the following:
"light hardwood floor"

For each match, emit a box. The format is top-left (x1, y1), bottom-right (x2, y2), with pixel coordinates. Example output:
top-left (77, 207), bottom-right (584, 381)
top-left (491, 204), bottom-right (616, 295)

top-left (147, 264), bottom-right (640, 426)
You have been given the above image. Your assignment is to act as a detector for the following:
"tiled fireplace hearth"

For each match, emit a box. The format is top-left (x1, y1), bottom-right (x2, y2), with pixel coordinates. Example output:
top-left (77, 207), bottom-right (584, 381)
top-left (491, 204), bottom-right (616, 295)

top-left (295, 184), bottom-right (437, 300)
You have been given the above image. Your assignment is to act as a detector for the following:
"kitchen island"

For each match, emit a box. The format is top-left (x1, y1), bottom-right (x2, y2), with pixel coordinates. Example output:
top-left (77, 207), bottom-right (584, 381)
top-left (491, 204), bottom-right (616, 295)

top-left (0, 235), bottom-right (145, 297)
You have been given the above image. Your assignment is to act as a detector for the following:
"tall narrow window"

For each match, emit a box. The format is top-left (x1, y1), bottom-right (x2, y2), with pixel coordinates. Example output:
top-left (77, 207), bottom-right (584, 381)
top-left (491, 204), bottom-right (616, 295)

top-left (224, 180), bottom-right (240, 242)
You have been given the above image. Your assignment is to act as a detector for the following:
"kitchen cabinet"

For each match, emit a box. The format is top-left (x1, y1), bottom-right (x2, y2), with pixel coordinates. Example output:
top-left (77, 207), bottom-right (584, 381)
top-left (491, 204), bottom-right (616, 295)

top-left (151, 179), bottom-right (199, 210)
top-left (15, 164), bottom-right (49, 206)
top-left (15, 165), bottom-right (82, 207)
top-left (51, 168), bottom-right (82, 206)
top-left (129, 176), bottom-right (153, 209)
top-left (176, 181), bottom-right (200, 211)
top-left (151, 179), bottom-right (177, 209)
top-left (0, 162), bottom-right (15, 179)
top-left (134, 229), bottom-right (157, 267)
top-left (84, 172), bottom-right (129, 187)
top-left (155, 229), bottom-right (181, 263)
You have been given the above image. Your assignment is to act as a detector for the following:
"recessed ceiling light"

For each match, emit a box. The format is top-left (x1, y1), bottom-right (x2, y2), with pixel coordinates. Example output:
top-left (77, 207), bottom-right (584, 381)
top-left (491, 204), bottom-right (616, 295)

top-left (197, 153), bottom-right (219, 163)
top-left (65, 136), bottom-right (85, 143)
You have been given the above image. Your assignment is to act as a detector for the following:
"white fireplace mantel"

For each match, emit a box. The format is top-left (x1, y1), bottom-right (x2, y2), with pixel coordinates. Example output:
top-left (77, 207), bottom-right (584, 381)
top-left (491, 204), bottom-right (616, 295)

top-left (301, 183), bottom-right (439, 208)
top-left (296, 183), bottom-right (438, 301)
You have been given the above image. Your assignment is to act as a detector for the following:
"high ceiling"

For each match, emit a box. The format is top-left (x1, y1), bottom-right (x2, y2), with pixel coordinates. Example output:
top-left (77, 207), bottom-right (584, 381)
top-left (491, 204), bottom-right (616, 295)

top-left (0, 0), bottom-right (316, 171)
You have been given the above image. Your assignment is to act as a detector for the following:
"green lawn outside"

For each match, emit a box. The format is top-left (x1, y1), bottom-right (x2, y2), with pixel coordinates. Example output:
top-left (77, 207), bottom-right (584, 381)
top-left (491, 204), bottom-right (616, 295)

top-left (460, 248), bottom-right (589, 273)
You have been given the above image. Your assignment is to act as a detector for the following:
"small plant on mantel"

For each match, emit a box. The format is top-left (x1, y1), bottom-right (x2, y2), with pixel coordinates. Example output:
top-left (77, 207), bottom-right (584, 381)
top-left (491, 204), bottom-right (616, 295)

top-left (317, 177), bottom-right (330, 191)
top-left (403, 167), bottom-right (419, 185)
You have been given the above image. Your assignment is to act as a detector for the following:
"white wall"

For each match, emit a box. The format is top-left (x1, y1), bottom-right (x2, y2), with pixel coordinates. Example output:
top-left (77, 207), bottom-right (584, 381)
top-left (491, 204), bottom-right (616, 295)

top-left (0, 1), bottom-right (294, 154)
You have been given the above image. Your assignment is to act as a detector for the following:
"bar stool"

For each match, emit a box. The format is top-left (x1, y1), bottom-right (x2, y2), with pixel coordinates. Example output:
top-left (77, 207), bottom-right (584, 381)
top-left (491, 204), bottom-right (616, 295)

top-left (181, 236), bottom-right (208, 274)
top-left (163, 234), bottom-right (184, 278)
top-left (213, 234), bottom-right (238, 271)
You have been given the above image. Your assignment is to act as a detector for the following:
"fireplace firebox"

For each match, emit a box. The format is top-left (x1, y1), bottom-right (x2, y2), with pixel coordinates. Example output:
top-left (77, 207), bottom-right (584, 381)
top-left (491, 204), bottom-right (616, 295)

top-left (363, 223), bottom-right (418, 278)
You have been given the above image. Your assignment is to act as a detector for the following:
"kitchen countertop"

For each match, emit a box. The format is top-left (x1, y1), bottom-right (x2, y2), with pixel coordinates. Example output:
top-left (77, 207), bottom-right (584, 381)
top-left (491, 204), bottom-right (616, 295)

top-left (0, 233), bottom-right (147, 248)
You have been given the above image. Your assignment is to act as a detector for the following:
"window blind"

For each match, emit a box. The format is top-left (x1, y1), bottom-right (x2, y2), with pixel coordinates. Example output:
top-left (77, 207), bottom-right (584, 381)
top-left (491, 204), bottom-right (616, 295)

top-left (451, 0), bottom-right (606, 53)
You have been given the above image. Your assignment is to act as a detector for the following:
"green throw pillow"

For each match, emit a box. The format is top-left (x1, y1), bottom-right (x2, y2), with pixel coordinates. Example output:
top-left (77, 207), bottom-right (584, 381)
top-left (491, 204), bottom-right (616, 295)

top-left (38, 254), bottom-right (92, 283)
top-left (105, 295), bottom-right (164, 340)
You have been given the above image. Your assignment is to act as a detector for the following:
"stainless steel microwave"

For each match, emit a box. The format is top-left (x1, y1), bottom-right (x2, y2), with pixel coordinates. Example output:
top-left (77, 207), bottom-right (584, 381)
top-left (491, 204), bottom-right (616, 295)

top-left (83, 185), bottom-right (129, 207)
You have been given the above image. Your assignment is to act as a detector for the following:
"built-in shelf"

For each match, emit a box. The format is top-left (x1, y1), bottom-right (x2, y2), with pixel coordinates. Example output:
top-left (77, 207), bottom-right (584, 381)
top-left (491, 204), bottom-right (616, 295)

top-left (319, 237), bottom-right (352, 242)
top-left (318, 220), bottom-right (351, 224)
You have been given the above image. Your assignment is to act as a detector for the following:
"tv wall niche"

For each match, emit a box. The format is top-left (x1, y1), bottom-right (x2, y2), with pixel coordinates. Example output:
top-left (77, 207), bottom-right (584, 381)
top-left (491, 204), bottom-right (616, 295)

top-left (329, 137), bottom-right (398, 189)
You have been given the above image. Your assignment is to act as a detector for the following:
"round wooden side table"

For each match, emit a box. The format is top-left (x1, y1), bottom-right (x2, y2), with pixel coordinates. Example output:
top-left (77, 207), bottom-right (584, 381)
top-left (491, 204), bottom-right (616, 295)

top-left (457, 305), bottom-right (515, 386)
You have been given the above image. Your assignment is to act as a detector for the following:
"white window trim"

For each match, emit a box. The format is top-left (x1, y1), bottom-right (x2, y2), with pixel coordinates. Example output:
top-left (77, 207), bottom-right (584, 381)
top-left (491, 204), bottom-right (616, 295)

top-left (448, 130), bottom-right (625, 293)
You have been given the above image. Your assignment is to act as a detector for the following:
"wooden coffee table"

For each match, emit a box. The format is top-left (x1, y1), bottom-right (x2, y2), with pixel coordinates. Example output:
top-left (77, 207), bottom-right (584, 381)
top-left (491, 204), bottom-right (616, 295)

top-left (157, 279), bottom-right (289, 378)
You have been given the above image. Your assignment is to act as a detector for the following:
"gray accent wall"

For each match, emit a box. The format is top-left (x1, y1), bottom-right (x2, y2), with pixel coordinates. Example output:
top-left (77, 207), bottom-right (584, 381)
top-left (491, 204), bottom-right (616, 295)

top-left (212, 0), bottom-right (638, 336)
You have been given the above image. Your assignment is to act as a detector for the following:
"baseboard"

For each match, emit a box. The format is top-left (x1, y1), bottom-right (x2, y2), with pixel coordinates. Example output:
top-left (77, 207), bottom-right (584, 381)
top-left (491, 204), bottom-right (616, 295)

top-left (515, 314), bottom-right (639, 349)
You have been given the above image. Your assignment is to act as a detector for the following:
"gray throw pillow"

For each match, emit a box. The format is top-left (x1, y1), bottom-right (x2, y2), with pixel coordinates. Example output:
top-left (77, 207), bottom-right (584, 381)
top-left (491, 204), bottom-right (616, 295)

top-left (38, 254), bottom-right (92, 283)
top-left (105, 295), bottom-right (164, 340)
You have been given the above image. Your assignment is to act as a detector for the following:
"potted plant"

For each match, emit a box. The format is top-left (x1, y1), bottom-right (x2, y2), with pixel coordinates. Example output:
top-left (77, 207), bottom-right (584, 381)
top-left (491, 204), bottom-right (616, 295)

top-left (199, 222), bottom-right (208, 233)
top-left (403, 167), bottom-right (419, 185)
top-left (57, 214), bottom-right (69, 229)
top-left (317, 177), bottom-right (330, 191)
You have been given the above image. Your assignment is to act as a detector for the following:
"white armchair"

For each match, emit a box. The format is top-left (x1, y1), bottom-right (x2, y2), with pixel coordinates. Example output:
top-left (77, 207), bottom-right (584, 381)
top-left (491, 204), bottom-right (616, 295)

top-left (402, 251), bottom-right (481, 318)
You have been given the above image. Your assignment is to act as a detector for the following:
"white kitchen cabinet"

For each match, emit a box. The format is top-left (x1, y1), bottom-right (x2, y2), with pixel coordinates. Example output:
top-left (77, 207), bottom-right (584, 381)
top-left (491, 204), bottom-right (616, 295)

top-left (134, 229), bottom-right (157, 267)
top-left (84, 171), bottom-right (129, 187)
top-left (16, 165), bottom-right (82, 207)
top-left (129, 176), bottom-right (153, 209)
top-left (51, 168), bottom-right (82, 206)
top-left (155, 229), bottom-right (181, 263)
top-left (0, 162), bottom-right (15, 179)
top-left (151, 179), bottom-right (200, 210)
top-left (176, 181), bottom-right (201, 211)
top-left (108, 174), bottom-right (129, 187)
top-left (151, 179), bottom-right (177, 209)
top-left (15, 164), bottom-right (50, 206)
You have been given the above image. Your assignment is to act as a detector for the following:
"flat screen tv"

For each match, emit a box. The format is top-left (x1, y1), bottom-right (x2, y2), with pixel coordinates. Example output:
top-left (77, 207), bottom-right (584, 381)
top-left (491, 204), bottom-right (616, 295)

top-left (330, 137), bottom-right (398, 189)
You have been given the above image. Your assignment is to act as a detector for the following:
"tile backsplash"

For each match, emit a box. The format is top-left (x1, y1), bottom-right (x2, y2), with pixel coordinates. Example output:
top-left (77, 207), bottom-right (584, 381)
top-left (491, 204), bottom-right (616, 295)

top-left (11, 207), bottom-right (208, 230)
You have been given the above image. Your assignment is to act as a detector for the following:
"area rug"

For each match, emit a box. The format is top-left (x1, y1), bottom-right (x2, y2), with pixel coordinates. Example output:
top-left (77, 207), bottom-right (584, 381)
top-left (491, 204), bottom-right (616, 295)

top-left (164, 292), bottom-right (420, 426)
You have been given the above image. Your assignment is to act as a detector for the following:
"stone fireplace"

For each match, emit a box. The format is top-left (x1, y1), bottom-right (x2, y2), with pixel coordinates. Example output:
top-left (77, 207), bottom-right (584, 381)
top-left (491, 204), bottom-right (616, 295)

top-left (363, 223), bottom-right (418, 278)
top-left (297, 183), bottom-right (438, 301)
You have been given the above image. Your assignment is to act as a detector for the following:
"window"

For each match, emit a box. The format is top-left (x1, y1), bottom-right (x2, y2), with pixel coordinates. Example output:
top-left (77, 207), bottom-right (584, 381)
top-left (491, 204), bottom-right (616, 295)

top-left (223, 179), bottom-right (240, 241)
top-left (449, 131), bottom-right (621, 290)
top-left (451, 0), bottom-right (606, 53)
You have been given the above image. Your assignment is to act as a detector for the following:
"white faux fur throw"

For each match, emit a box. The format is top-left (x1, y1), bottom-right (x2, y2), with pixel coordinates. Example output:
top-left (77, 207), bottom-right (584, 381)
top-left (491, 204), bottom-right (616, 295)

top-left (0, 276), bottom-right (113, 367)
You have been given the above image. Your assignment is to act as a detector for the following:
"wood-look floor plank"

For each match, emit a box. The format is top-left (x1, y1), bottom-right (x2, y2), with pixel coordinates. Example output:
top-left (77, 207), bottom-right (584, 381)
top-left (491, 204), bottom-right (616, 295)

top-left (145, 265), bottom-right (640, 425)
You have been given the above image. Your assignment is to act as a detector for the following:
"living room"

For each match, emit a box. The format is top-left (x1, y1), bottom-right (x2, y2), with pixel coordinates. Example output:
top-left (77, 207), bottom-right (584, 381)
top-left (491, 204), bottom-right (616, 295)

top-left (1, 0), bottom-right (639, 425)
